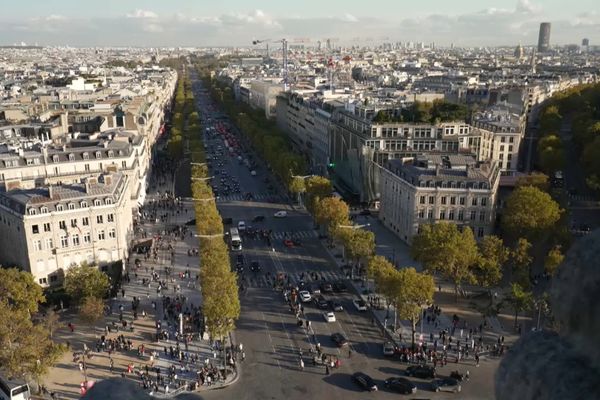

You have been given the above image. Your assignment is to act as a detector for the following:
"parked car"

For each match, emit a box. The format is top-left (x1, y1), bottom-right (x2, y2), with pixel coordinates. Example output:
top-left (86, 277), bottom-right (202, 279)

top-left (353, 299), bottom-right (368, 311)
top-left (237, 221), bottom-right (246, 231)
top-left (432, 378), bottom-right (461, 393)
top-left (274, 211), bottom-right (288, 218)
top-left (298, 291), bottom-right (311, 303)
top-left (331, 332), bottom-right (348, 347)
top-left (283, 239), bottom-right (294, 248)
top-left (406, 365), bottom-right (436, 379)
top-left (329, 300), bottom-right (344, 311)
top-left (384, 377), bottom-right (417, 394)
top-left (351, 372), bottom-right (378, 392)
top-left (314, 295), bottom-right (329, 309)
top-left (383, 341), bottom-right (396, 356)
top-left (323, 311), bottom-right (336, 322)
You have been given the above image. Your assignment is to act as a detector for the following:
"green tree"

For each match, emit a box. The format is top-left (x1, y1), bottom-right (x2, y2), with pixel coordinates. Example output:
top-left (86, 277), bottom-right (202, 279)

top-left (64, 263), bottom-right (111, 304)
top-left (501, 186), bottom-right (562, 240)
top-left (390, 268), bottom-right (435, 349)
top-left (508, 283), bottom-right (534, 329)
top-left (476, 235), bottom-right (509, 288)
top-left (305, 176), bottom-right (333, 215)
top-left (288, 176), bottom-right (307, 205)
top-left (544, 245), bottom-right (565, 277)
top-left (341, 228), bottom-right (375, 275)
top-left (0, 267), bottom-right (45, 314)
top-left (411, 223), bottom-right (479, 301)
top-left (511, 238), bottom-right (533, 287)
top-left (314, 196), bottom-right (350, 240)
top-left (538, 146), bottom-right (565, 174)
top-left (78, 296), bottom-right (105, 328)
top-left (539, 105), bottom-right (562, 134)
top-left (516, 173), bottom-right (550, 192)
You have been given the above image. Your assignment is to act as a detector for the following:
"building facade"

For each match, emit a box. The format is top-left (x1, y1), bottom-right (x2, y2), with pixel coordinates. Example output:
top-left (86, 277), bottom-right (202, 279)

top-left (538, 22), bottom-right (552, 53)
top-left (378, 154), bottom-right (500, 243)
top-left (0, 173), bottom-right (133, 286)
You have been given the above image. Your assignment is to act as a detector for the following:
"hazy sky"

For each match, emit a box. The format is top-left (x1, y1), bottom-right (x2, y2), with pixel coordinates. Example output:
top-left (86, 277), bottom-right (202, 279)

top-left (0, 0), bottom-right (598, 47)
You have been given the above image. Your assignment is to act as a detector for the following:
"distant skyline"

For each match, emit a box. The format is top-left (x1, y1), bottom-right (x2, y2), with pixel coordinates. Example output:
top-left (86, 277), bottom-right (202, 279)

top-left (0, 0), bottom-right (598, 47)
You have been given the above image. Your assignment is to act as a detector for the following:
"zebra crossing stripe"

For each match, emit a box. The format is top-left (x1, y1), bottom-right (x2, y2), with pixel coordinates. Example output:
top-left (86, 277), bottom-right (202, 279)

top-left (244, 270), bottom-right (343, 288)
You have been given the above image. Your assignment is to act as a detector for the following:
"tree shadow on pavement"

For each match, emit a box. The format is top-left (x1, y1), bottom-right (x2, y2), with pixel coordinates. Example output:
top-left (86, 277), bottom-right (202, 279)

top-left (322, 373), bottom-right (364, 392)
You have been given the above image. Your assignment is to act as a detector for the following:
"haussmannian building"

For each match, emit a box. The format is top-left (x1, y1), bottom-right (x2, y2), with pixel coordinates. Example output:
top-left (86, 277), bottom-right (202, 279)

top-left (0, 172), bottom-right (133, 286)
top-left (378, 154), bottom-right (500, 243)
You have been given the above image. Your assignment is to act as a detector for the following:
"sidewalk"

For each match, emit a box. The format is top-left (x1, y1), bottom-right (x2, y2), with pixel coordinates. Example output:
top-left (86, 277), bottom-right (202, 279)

top-left (43, 174), bottom-right (240, 399)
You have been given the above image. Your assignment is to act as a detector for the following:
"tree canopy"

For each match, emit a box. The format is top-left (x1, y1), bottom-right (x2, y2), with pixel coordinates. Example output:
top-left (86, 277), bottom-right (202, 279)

top-left (314, 196), bottom-right (351, 239)
top-left (501, 186), bottom-right (561, 240)
top-left (64, 263), bottom-right (111, 304)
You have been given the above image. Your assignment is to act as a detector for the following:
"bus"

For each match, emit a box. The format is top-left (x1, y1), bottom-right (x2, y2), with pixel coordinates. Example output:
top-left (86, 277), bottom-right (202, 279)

top-left (230, 227), bottom-right (242, 251)
top-left (0, 375), bottom-right (30, 400)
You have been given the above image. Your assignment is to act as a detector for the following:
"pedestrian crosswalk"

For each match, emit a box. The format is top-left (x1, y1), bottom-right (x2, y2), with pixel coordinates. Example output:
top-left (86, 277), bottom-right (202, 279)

top-left (241, 270), bottom-right (345, 288)
top-left (215, 193), bottom-right (281, 203)
top-left (270, 230), bottom-right (318, 240)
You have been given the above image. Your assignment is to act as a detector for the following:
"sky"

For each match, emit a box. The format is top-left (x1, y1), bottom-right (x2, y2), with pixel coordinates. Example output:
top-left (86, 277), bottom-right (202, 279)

top-left (0, 0), bottom-right (598, 47)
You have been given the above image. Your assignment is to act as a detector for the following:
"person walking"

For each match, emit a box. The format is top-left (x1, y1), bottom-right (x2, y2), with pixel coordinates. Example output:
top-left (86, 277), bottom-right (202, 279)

top-left (299, 358), bottom-right (304, 371)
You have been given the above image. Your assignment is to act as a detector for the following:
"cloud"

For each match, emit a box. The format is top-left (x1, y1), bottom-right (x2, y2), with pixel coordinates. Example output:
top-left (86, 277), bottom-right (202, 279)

top-left (126, 9), bottom-right (158, 19)
top-left (342, 13), bottom-right (359, 23)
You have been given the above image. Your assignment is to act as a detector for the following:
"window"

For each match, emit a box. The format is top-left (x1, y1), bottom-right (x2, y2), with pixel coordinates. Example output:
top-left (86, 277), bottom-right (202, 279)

top-left (43, 223), bottom-right (51, 232)
top-left (419, 196), bottom-right (426, 205)
top-left (33, 239), bottom-right (42, 251)
top-left (107, 213), bottom-right (114, 223)
top-left (50, 275), bottom-right (58, 283)
top-left (472, 197), bottom-right (478, 206)
top-left (81, 201), bottom-right (88, 208)
top-left (458, 210), bottom-right (464, 221)
top-left (122, 160), bottom-right (127, 168)
top-left (441, 196), bottom-right (447, 205)
top-left (459, 197), bottom-right (466, 205)
top-left (477, 227), bottom-right (485, 238)
top-left (429, 196), bottom-right (435, 204)
top-left (105, 198), bottom-right (113, 205)
top-left (95, 151), bottom-right (102, 159)
top-left (480, 211), bottom-right (486, 221)
top-left (41, 206), bottom-right (48, 214)
top-left (94, 199), bottom-right (102, 206)
top-left (82, 217), bottom-right (89, 226)
top-left (59, 220), bottom-right (66, 230)
top-left (470, 211), bottom-right (477, 220)
top-left (108, 228), bottom-right (116, 239)
top-left (481, 197), bottom-right (488, 206)
top-left (108, 150), bottom-right (114, 158)
top-left (28, 208), bottom-right (37, 215)
top-left (84, 164), bottom-right (90, 172)
top-left (83, 152), bottom-right (89, 160)
top-left (32, 224), bottom-right (40, 234)
top-left (98, 230), bottom-right (105, 241)
top-left (449, 210), bottom-right (455, 220)
top-left (450, 196), bottom-right (456, 205)
top-left (72, 233), bottom-right (80, 246)
top-left (418, 209), bottom-right (425, 219)
top-left (68, 153), bottom-right (75, 161)
top-left (56, 204), bottom-right (64, 211)
top-left (427, 209), bottom-right (434, 220)
top-left (46, 238), bottom-right (53, 249)
top-left (52, 155), bottom-right (59, 163)
top-left (439, 210), bottom-right (446, 220)
top-left (68, 203), bottom-right (75, 210)
top-left (39, 278), bottom-right (47, 285)
top-left (97, 215), bottom-right (103, 224)
top-left (70, 219), bottom-right (77, 228)
top-left (60, 235), bottom-right (68, 248)
top-left (83, 231), bottom-right (91, 244)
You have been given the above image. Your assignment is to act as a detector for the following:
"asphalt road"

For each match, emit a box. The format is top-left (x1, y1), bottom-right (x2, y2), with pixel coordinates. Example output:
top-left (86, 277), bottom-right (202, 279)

top-left (190, 76), bottom-right (496, 400)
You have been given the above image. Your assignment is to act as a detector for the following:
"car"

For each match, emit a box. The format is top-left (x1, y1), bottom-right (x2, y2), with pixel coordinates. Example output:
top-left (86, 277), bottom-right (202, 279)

top-left (283, 239), bottom-right (294, 248)
top-left (406, 365), bottom-right (436, 379)
top-left (309, 284), bottom-right (321, 295)
top-left (333, 281), bottom-right (348, 293)
top-left (432, 378), bottom-right (461, 393)
top-left (274, 210), bottom-right (288, 218)
top-left (320, 282), bottom-right (333, 293)
top-left (351, 372), bottom-right (378, 392)
top-left (314, 295), bottom-right (328, 309)
top-left (331, 332), bottom-right (348, 347)
top-left (353, 299), bottom-right (368, 311)
top-left (237, 221), bottom-right (246, 231)
top-left (252, 215), bottom-right (265, 222)
top-left (383, 341), bottom-right (396, 356)
top-left (298, 291), bottom-right (311, 303)
top-left (329, 300), bottom-right (344, 311)
top-left (384, 377), bottom-right (417, 394)
top-left (250, 261), bottom-right (261, 272)
top-left (324, 311), bottom-right (336, 322)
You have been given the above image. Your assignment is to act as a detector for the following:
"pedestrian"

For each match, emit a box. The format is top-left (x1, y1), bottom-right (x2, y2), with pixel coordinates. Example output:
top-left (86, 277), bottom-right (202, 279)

top-left (475, 353), bottom-right (480, 367)
top-left (109, 359), bottom-right (114, 372)
top-left (122, 289), bottom-right (125, 298)
top-left (348, 348), bottom-right (352, 358)
top-left (299, 358), bottom-right (304, 371)
top-left (325, 364), bottom-right (330, 375)
top-left (241, 351), bottom-right (246, 362)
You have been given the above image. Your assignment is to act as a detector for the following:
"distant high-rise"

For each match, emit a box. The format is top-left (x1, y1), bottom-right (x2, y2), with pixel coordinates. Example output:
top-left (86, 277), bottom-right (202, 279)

top-left (582, 38), bottom-right (590, 47)
top-left (514, 43), bottom-right (524, 59)
top-left (537, 22), bottom-right (551, 52)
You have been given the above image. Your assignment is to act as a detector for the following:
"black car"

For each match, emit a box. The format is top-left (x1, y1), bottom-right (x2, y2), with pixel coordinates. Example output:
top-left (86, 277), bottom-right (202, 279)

top-left (252, 215), bottom-right (265, 222)
top-left (406, 365), bottom-right (436, 379)
top-left (250, 261), bottom-right (261, 272)
top-left (314, 295), bottom-right (328, 309)
top-left (330, 332), bottom-right (348, 347)
top-left (329, 300), bottom-right (344, 311)
top-left (384, 377), bottom-right (417, 394)
top-left (351, 372), bottom-right (378, 392)
top-left (320, 282), bottom-right (333, 293)
top-left (332, 281), bottom-right (348, 293)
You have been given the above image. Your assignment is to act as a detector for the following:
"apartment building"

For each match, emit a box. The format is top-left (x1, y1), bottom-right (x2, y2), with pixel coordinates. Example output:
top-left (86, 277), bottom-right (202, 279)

top-left (0, 130), bottom-right (150, 213)
top-left (249, 80), bottom-right (284, 119)
top-left (0, 172), bottom-right (132, 286)
top-left (379, 154), bottom-right (500, 243)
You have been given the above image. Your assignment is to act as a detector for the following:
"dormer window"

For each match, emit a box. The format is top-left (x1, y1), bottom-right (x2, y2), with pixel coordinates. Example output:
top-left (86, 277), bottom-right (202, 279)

top-left (68, 153), bottom-right (75, 161)
top-left (118, 150), bottom-right (124, 156)
top-left (80, 201), bottom-right (88, 208)
top-left (52, 155), bottom-right (59, 163)
top-left (95, 151), bottom-right (102, 159)
top-left (94, 199), bottom-right (102, 206)
top-left (56, 204), bottom-right (64, 211)
top-left (68, 203), bottom-right (75, 210)
top-left (83, 152), bottom-right (89, 160)
top-left (108, 150), bottom-right (114, 158)
top-left (105, 198), bottom-right (113, 205)
top-left (40, 206), bottom-right (48, 214)
top-left (28, 208), bottom-right (37, 215)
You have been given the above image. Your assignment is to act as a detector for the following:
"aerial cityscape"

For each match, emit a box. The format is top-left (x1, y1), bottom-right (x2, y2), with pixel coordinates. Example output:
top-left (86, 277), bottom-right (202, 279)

top-left (0, 1), bottom-right (599, 399)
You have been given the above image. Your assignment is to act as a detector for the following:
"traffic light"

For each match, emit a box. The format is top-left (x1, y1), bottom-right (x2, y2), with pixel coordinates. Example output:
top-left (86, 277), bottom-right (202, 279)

top-left (328, 162), bottom-right (335, 168)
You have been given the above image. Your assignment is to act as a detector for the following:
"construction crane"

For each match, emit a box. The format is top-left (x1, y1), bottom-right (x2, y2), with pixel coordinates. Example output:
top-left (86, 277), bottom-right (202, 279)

top-left (252, 38), bottom-right (289, 91)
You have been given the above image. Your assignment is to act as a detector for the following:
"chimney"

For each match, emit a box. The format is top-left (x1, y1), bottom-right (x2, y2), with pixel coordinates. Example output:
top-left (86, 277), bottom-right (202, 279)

top-left (103, 174), bottom-right (112, 186)
top-left (48, 185), bottom-right (54, 199)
